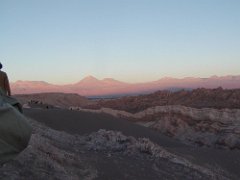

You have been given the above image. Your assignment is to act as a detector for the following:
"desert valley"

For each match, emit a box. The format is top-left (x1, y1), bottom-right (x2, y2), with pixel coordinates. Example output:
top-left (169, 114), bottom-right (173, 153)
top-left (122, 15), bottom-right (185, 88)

top-left (1, 80), bottom-right (240, 179)
top-left (1, 1), bottom-right (240, 179)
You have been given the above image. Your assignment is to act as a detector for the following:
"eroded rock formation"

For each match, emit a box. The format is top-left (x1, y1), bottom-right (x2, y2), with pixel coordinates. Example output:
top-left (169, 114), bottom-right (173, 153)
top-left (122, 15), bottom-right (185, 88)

top-left (76, 106), bottom-right (240, 149)
top-left (0, 119), bottom-right (231, 180)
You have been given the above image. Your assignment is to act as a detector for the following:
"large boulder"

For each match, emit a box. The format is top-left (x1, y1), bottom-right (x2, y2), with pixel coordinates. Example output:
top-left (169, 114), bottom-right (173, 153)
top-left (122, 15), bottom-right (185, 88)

top-left (0, 96), bottom-right (31, 165)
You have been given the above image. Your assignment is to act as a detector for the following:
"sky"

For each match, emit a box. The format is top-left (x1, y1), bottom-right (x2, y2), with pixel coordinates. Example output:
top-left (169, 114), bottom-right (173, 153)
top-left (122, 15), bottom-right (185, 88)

top-left (0, 0), bottom-right (240, 84)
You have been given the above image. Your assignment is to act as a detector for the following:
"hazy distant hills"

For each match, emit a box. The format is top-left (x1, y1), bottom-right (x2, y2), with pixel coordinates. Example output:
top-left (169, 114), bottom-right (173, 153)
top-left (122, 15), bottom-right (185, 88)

top-left (11, 75), bottom-right (240, 96)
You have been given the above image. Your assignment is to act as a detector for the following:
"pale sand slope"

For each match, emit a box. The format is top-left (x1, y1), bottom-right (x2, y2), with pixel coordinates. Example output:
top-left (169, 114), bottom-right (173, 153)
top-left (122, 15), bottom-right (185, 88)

top-left (24, 108), bottom-right (240, 179)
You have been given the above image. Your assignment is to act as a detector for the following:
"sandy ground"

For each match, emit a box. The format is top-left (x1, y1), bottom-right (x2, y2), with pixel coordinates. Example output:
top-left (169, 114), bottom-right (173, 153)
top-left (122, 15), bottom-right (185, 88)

top-left (24, 108), bottom-right (240, 179)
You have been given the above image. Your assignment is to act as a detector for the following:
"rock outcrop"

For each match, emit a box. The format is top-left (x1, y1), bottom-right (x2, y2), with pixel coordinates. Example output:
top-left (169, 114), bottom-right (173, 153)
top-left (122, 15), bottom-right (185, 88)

top-left (0, 119), bottom-right (231, 180)
top-left (75, 106), bottom-right (240, 149)
top-left (0, 96), bottom-right (31, 165)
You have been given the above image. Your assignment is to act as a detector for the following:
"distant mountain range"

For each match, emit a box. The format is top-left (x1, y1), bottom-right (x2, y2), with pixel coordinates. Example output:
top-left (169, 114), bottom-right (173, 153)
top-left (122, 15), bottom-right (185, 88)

top-left (11, 75), bottom-right (240, 96)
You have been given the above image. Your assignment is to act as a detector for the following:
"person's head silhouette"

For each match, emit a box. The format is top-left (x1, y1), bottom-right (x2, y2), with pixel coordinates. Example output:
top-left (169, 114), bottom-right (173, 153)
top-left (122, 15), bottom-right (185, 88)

top-left (0, 63), bottom-right (2, 70)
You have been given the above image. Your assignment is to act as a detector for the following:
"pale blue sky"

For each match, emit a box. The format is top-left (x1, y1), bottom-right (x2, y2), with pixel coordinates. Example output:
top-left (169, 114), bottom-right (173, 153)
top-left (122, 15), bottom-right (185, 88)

top-left (0, 0), bottom-right (240, 84)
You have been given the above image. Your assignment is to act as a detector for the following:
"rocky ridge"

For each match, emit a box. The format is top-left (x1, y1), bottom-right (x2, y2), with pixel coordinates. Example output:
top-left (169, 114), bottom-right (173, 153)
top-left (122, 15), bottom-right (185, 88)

top-left (84, 88), bottom-right (240, 113)
top-left (73, 105), bottom-right (240, 149)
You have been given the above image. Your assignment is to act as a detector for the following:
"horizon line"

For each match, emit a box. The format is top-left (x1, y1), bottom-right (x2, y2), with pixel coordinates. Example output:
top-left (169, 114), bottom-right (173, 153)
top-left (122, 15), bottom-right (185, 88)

top-left (10, 74), bottom-right (240, 85)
